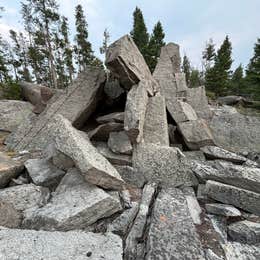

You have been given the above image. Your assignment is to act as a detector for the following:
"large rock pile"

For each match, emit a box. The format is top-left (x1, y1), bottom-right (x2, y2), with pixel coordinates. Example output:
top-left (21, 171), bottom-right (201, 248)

top-left (0, 35), bottom-right (260, 259)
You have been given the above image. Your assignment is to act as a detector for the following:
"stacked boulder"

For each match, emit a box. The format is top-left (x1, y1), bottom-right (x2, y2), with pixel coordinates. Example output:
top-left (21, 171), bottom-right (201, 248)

top-left (0, 35), bottom-right (259, 260)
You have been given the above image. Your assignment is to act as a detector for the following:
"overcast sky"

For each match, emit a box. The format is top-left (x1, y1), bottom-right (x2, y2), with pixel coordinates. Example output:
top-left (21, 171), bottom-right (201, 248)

top-left (0, 0), bottom-right (259, 70)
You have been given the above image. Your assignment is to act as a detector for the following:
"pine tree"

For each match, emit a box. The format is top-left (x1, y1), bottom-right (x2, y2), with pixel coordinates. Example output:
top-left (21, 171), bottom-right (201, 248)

top-left (182, 54), bottom-right (191, 86)
top-left (147, 21), bottom-right (165, 72)
top-left (74, 4), bottom-right (94, 72)
top-left (130, 7), bottom-right (149, 62)
top-left (100, 28), bottom-right (110, 55)
top-left (202, 38), bottom-right (215, 70)
top-left (0, 36), bottom-right (10, 83)
top-left (231, 64), bottom-right (244, 95)
top-left (189, 69), bottom-right (202, 88)
top-left (246, 38), bottom-right (260, 99)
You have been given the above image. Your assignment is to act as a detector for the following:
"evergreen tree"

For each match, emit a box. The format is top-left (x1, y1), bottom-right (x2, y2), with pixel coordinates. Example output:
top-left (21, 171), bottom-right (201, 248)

top-left (147, 21), bottom-right (165, 72)
top-left (100, 28), bottom-right (110, 55)
top-left (246, 38), bottom-right (260, 99)
top-left (130, 7), bottom-right (149, 62)
top-left (74, 4), bottom-right (94, 72)
top-left (231, 64), bottom-right (244, 95)
top-left (190, 69), bottom-right (203, 88)
top-left (0, 36), bottom-right (10, 83)
top-left (202, 38), bottom-right (215, 70)
top-left (182, 54), bottom-right (191, 85)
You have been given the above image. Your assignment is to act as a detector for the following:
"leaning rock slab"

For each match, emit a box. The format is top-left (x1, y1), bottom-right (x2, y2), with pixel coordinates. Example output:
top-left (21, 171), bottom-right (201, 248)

top-left (53, 115), bottom-right (125, 190)
top-left (205, 180), bottom-right (260, 216)
top-left (205, 203), bottom-right (241, 217)
top-left (108, 131), bottom-right (132, 155)
top-left (0, 228), bottom-right (123, 260)
top-left (178, 119), bottom-right (215, 150)
top-left (0, 100), bottom-right (33, 132)
top-left (0, 152), bottom-right (24, 188)
top-left (201, 146), bottom-right (247, 163)
top-left (145, 188), bottom-right (205, 260)
top-left (228, 220), bottom-right (260, 244)
top-left (6, 67), bottom-right (106, 151)
top-left (96, 112), bottom-right (124, 124)
top-left (23, 168), bottom-right (122, 231)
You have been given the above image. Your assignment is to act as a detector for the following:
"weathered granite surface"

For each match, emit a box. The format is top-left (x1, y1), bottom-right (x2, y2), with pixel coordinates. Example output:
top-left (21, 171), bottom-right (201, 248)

top-left (205, 203), bottom-right (241, 217)
top-left (96, 112), bottom-right (124, 124)
top-left (108, 131), bottom-right (133, 155)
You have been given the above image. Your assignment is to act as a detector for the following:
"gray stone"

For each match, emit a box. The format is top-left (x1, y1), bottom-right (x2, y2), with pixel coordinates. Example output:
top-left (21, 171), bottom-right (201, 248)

top-left (104, 78), bottom-right (125, 99)
top-left (124, 81), bottom-right (148, 143)
top-left (197, 184), bottom-right (208, 201)
top-left (143, 93), bottom-right (169, 146)
top-left (184, 151), bottom-right (206, 161)
top-left (88, 122), bottom-right (124, 141)
top-left (23, 168), bottom-right (122, 231)
top-left (0, 228), bottom-right (123, 260)
top-left (205, 203), bottom-right (241, 217)
top-left (168, 124), bottom-right (177, 144)
top-left (186, 86), bottom-right (212, 120)
top-left (0, 100), bottom-right (33, 132)
top-left (108, 131), bottom-right (133, 155)
top-left (201, 146), bottom-right (247, 163)
top-left (106, 35), bottom-right (156, 94)
top-left (0, 152), bottom-right (24, 188)
top-left (178, 119), bottom-right (215, 150)
top-left (108, 202), bottom-right (139, 236)
top-left (95, 142), bottom-right (132, 166)
top-left (124, 183), bottom-right (157, 260)
top-left (205, 180), bottom-right (260, 215)
top-left (96, 112), bottom-right (124, 124)
top-left (193, 160), bottom-right (260, 193)
top-left (209, 106), bottom-right (260, 153)
top-left (20, 81), bottom-right (41, 105)
top-left (6, 67), bottom-right (106, 151)
top-left (0, 184), bottom-right (49, 212)
top-left (25, 158), bottom-right (65, 188)
top-left (114, 165), bottom-right (145, 188)
top-left (167, 99), bottom-right (198, 123)
top-left (53, 115), bottom-right (125, 190)
top-left (52, 151), bottom-right (75, 171)
top-left (0, 201), bottom-right (22, 228)
top-left (228, 220), bottom-right (260, 244)
top-left (217, 95), bottom-right (250, 106)
top-left (133, 143), bottom-right (197, 187)
top-left (145, 188), bottom-right (205, 260)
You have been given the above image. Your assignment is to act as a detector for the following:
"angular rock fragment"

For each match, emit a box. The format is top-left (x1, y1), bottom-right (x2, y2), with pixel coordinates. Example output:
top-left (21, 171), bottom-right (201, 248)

top-left (0, 228), bottom-right (123, 260)
top-left (6, 67), bottom-right (106, 151)
top-left (133, 143), bottom-right (197, 187)
top-left (184, 151), bottom-right (206, 161)
top-left (25, 158), bottom-right (65, 189)
top-left (0, 152), bottom-right (24, 188)
top-left (95, 142), bottom-right (132, 166)
top-left (0, 201), bottom-right (22, 228)
top-left (96, 112), bottom-right (124, 124)
top-left (143, 93), bottom-right (169, 146)
top-left (228, 220), bottom-right (260, 244)
top-left (88, 122), bottom-right (124, 141)
top-left (108, 131), bottom-right (133, 155)
top-left (52, 151), bottom-right (75, 171)
top-left (23, 168), bottom-right (122, 231)
top-left (53, 115), bottom-right (125, 190)
top-left (104, 77), bottom-right (125, 100)
top-left (125, 183), bottom-right (157, 259)
top-left (20, 81), bottom-right (44, 106)
top-left (178, 119), bottom-right (214, 150)
top-left (201, 146), bottom-right (247, 163)
top-left (124, 81), bottom-right (148, 143)
top-left (0, 100), bottom-right (33, 132)
top-left (205, 203), bottom-right (241, 217)
top-left (205, 180), bottom-right (260, 215)
top-left (193, 160), bottom-right (260, 193)
top-left (167, 99), bottom-right (198, 123)
top-left (145, 188), bottom-right (205, 260)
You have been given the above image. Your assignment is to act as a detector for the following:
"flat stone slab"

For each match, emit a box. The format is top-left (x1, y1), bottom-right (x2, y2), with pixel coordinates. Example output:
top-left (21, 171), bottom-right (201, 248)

top-left (25, 158), bottom-right (65, 189)
top-left (205, 180), bottom-right (260, 215)
top-left (133, 143), bottom-right (197, 187)
top-left (205, 203), bottom-right (241, 217)
top-left (145, 188), bottom-right (205, 260)
top-left (193, 160), bottom-right (260, 193)
top-left (0, 100), bottom-right (33, 132)
top-left (0, 228), bottom-right (123, 260)
top-left (53, 115), bottom-right (125, 190)
top-left (143, 93), bottom-right (169, 146)
top-left (108, 131), bottom-right (132, 155)
top-left (6, 67), bottom-right (106, 151)
top-left (0, 152), bottom-right (24, 188)
top-left (178, 119), bottom-right (215, 150)
top-left (201, 146), bottom-right (247, 163)
top-left (23, 168), bottom-right (122, 231)
top-left (228, 220), bottom-right (260, 244)
top-left (96, 112), bottom-right (124, 124)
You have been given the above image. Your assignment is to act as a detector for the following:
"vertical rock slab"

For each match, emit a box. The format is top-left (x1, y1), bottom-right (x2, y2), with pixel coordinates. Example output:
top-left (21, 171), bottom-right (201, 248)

top-left (145, 188), bottom-right (205, 260)
top-left (6, 67), bottom-right (106, 151)
top-left (124, 81), bottom-right (148, 143)
top-left (0, 228), bottom-right (123, 260)
top-left (143, 93), bottom-right (169, 146)
top-left (53, 115), bottom-right (125, 190)
top-left (23, 168), bottom-right (122, 231)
